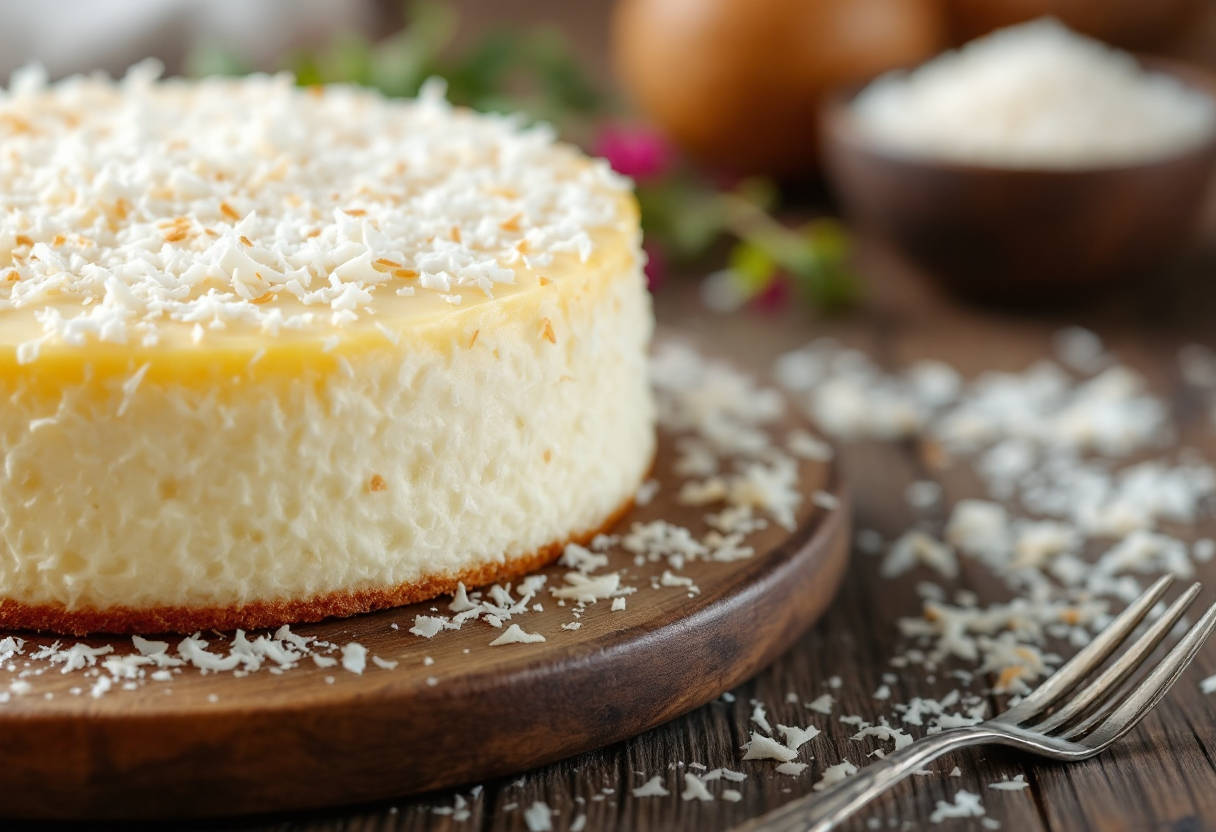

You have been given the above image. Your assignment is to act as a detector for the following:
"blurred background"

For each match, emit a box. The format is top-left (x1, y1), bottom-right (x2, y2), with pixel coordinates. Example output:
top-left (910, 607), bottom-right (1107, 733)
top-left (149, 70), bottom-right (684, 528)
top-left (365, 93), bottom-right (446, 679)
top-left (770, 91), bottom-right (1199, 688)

top-left (4, 0), bottom-right (1216, 320)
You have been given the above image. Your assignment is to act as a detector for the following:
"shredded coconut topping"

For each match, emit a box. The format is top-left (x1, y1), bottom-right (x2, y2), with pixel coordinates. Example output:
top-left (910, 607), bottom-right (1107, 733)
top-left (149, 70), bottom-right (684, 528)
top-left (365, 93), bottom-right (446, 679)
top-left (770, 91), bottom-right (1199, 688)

top-left (0, 64), bottom-right (627, 354)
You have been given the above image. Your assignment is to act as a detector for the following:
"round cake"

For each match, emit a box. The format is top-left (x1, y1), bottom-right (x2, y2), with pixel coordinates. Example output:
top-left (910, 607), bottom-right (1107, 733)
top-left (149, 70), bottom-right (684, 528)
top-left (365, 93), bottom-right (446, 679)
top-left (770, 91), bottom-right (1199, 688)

top-left (0, 63), bottom-right (654, 635)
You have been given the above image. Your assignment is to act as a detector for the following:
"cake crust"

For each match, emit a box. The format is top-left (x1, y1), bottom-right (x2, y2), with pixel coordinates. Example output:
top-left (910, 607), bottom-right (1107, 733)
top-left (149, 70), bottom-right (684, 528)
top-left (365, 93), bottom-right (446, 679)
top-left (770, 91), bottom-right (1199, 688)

top-left (0, 496), bottom-right (635, 636)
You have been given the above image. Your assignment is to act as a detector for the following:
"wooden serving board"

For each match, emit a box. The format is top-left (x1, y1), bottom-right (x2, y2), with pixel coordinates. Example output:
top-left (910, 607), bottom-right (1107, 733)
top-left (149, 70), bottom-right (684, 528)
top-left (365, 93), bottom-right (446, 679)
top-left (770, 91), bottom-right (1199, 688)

top-left (0, 343), bottom-right (850, 821)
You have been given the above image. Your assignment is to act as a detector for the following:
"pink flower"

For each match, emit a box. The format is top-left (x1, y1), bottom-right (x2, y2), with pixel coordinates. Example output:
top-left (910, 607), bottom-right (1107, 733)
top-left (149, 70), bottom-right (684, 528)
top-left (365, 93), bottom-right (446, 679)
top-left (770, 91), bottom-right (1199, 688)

top-left (594, 124), bottom-right (674, 182)
top-left (751, 274), bottom-right (792, 313)
top-left (642, 242), bottom-right (666, 291)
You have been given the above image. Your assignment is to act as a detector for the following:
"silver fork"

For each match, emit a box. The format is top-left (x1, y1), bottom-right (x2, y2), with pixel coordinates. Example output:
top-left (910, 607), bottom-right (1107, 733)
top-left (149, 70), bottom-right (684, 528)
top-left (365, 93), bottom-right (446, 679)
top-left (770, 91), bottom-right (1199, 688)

top-left (733, 575), bottom-right (1216, 832)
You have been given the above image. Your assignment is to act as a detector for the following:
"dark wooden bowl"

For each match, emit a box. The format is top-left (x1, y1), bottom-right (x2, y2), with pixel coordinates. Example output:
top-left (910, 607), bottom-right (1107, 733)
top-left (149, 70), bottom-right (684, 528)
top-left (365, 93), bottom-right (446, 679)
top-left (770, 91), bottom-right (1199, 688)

top-left (820, 57), bottom-right (1216, 305)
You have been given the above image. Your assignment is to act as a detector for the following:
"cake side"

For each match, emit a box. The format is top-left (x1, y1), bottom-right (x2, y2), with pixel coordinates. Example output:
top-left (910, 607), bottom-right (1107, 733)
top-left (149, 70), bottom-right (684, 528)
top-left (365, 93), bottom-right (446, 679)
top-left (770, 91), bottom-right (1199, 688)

top-left (0, 68), bottom-right (656, 634)
top-left (0, 221), bottom-right (653, 630)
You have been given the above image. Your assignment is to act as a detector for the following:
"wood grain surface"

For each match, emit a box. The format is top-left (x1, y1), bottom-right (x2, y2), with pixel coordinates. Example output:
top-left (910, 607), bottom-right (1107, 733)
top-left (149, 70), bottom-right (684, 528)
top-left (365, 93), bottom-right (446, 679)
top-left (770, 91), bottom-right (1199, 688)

top-left (7, 0), bottom-right (1216, 824)
top-left (7, 237), bottom-right (1216, 831)
top-left (0, 338), bottom-right (849, 821)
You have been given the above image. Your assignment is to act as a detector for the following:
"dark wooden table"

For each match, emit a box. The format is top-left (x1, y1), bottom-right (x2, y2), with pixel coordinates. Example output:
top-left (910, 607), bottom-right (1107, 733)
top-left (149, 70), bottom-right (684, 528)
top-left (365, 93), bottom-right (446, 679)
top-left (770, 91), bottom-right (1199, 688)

top-left (13, 236), bottom-right (1216, 832)
top-left (10, 1), bottom-right (1216, 826)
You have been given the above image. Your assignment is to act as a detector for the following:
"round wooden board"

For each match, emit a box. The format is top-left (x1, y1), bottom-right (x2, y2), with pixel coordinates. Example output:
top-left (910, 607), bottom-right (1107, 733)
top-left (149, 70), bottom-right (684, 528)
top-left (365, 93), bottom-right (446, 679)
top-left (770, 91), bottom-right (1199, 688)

top-left (0, 340), bottom-right (850, 821)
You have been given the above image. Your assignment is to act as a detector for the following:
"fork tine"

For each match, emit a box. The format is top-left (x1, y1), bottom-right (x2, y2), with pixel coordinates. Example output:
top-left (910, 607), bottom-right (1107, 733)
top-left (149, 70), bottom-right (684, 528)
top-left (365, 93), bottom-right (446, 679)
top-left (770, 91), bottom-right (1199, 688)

top-left (998, 574), bottom-right (1175, 723)
top-left (1033, 583), bottom-right (1201, 735)
top-left (1065, 597), bottom-right (1216, 748)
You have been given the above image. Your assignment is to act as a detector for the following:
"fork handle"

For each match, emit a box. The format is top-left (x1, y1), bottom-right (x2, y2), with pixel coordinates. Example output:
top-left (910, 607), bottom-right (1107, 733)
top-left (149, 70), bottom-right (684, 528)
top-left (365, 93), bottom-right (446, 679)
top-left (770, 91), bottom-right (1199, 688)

top-left (732, 725), bottom-right (996, 832)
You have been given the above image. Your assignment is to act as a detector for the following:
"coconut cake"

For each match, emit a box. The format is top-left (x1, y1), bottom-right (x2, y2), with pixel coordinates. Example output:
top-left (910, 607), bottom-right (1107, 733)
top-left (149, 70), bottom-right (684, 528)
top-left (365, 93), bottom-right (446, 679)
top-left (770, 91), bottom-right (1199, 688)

top-left (0, 62), bottom-right (654, 635)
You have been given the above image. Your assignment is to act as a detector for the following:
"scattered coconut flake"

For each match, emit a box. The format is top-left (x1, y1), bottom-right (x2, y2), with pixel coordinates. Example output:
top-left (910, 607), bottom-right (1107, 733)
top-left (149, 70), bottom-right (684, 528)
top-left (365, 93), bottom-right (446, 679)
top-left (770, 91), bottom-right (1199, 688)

top-left (632, 776), bottom-right (670, 797)
top-left (489, 625), bottom-right (546, 646)
top-left (1053, 327), bottom-right (1107, 374)
top-left (777, 724), bottom-right (821, 751)
top-left (852, 718), bottom-right (914, 750)
top-left (906, 480), bottom-right (943, 510)
top-left (813, 761), bottom-right (859, 791)
top-left (341, 643), bottom-right (367, 675)
top-left (742, 732), bottom-right (798, 762)
top-left (659, 570), bottom-right (694, 588)
top-left (550, 571), bottom-right (624, 602)
top-left (90, 675), bottom-right (112, 699)
top-left (750, 702), bottom-right (772, 733)
top-left (559, 543), bottom-right (609, 575)
top-left (929, 790), bottom-right (986, 823)
top-left (788, 429), bottom-right (834, 461)
top-left (523, 801), bottom-right (553, 831)
top-left (807, 694), bottom-right (835, 714)
top-left (1195, 539), bottom-right (1216, 563)
top-left (812, 490), bottom-right (840, 510)
top-left (449, 583), bottom-right (478, 613)
top-left (409, 616), bottom-right (447, 639)
top-left (681, 773), bottom-right (714, 802)
top-left (882, 531), bottom-right (958, 580)
top-left (177, 636), bottom-right (238, 672)
top-left (636, 479), bottom-right (660, 506)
